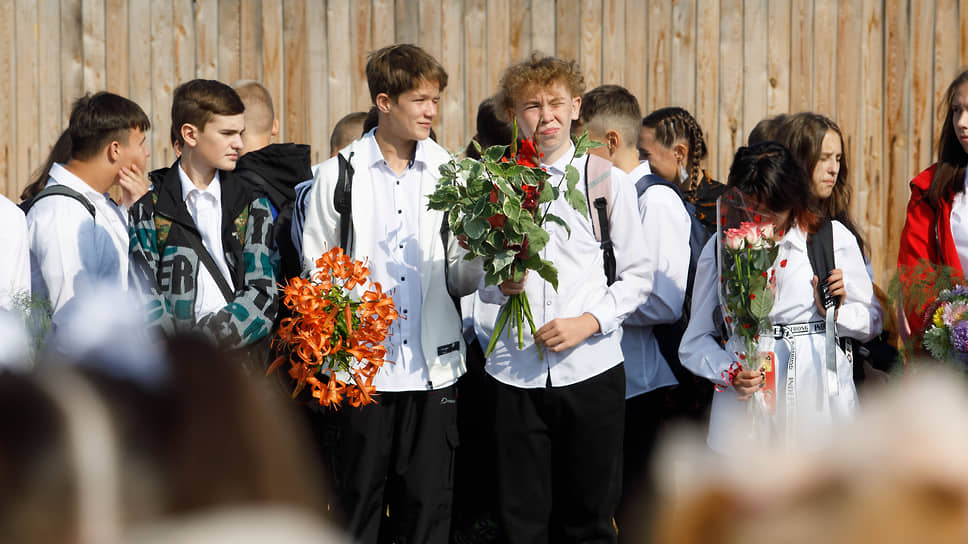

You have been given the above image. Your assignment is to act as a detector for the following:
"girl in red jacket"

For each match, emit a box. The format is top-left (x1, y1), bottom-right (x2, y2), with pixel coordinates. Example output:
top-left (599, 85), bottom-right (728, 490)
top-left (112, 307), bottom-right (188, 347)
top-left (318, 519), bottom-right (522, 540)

top-left (898, 69), bottom-right (968, 335)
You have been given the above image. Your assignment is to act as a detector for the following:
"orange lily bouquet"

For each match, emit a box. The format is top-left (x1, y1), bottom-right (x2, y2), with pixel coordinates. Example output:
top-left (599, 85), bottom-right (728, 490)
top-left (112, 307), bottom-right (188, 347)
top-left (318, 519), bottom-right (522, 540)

top-left (269, 247), bottom-right (398, 408)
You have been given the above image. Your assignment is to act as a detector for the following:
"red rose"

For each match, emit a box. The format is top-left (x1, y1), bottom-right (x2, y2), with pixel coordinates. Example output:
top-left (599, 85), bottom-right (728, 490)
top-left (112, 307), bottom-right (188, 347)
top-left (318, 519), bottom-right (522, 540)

top-left (516, 138), bottom-right (540, 168)
top-left (515, 237), bottom-right (530, 259)
top-left (489, 188), bottom-right (499, 203)
top-left (487, 214), bottom-right (507, 229)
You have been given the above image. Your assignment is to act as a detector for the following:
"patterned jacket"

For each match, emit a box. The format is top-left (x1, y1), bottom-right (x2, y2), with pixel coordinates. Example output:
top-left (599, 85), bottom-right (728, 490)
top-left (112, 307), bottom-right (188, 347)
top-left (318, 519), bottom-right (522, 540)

top-left (128, 162), bottom-right (278, 349)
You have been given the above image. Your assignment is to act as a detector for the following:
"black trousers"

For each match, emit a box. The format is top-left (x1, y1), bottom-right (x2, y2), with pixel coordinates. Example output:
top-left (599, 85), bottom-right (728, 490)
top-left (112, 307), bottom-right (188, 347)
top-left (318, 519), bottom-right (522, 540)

top-left (490, 363), bottom-right (625, 544)
top-left (616, 386), bottom-right (670, 542)
top-left (314, 385), bottom-right (459, 544)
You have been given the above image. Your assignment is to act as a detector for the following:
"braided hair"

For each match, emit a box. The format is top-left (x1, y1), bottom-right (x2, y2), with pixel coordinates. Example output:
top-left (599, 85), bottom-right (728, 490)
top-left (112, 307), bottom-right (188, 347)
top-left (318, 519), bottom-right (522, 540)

top-left (641, 107), bottom-right (709, 188)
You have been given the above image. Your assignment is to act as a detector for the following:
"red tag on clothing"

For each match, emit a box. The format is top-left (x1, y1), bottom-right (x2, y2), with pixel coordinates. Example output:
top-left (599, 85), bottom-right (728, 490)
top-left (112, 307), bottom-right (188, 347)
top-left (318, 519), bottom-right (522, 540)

top-left (759, 352), bottom-right (777, 414)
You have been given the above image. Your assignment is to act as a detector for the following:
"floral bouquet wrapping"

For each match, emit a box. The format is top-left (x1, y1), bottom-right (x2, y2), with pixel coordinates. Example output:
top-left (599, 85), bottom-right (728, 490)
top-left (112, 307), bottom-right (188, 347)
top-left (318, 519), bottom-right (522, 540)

top-left (269, 247), bottom-right (398, 408)
top-left (717, 188), bottom-right (783, 437)
top-left (427, 124), bottom-right (600, 358)
top-left (921, 285), bottom-right (968, 366)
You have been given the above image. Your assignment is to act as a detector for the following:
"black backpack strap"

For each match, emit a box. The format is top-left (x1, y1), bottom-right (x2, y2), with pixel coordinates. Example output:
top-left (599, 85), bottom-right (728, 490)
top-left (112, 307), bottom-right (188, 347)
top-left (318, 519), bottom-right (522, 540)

top-left (21, 185), bottom-right (96, 217)
top-left (584, 158), bottom-right (616, 285)
top-left (806, 219), bottom-right (840, 308)
top-left (185, 231), bottom-right (236, 303)
top-left (333, 151), bottom-right (355, 250)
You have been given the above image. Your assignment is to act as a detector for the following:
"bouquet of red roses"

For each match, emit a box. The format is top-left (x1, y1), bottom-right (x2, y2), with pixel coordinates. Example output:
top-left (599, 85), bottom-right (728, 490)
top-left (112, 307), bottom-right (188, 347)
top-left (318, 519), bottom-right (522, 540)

top-left (428, 124), bottom-right (600, 357)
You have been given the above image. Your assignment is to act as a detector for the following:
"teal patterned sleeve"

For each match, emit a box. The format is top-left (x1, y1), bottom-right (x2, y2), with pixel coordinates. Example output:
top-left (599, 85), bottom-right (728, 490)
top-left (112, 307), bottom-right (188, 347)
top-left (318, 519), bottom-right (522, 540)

top-left (127, 192), bottom-right (178, 337)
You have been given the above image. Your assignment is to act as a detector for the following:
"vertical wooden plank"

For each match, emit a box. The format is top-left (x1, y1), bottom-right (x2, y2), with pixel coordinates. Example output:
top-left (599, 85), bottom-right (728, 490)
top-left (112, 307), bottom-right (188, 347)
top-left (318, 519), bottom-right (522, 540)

top-left (0, 0), bottom-right (15, 197)
top-left (579, 0), bottom-right (603, 88)
top-left (419, 0), bottom-right (443, 60)
top-left (718, 0), bottom-right (744, 179)
top-left (935, 0), bottom-right (959, 123)
top-left (151, 0), bottom-right (175, 166)
top-left (860, 0), bottom-right (884, 282)
top-left (961, 0), bottom-right (968, 68)
top-left (789, 0), bottom-right (813, 112)
top-left (38, 0), bottom-right (62, 181)
top-left (465, 0), bottom-right (487, 141)
top-left (670, 0), bottom-right (696, 111)
top-left (15, 0), bottom-right (38, 195)
top-left (647, 1), bottom-right (671, 108)
top-left (910, 0), bottom-right (934, 175)
top-left (395, 0), bottom-right (419, 44)
top-left (695, 0), bottom-right (720, 175)
top-left (836, 0), bottom-right (862, 238)
top-left (104, 0), bottom-right (129, 96)
top-left (813, 0), bottom-right (838, 116)
top-left (531, 0), bottom-right (556, 55)
top-left (441, 0), bottom-right (465, 152)
top-left (129, 0), bottom-right (154, 165)
top-left (173, 0), bottom-right (197, 86)
top-left (306, 0), bottom-right (326, 162)
top-left (60, 0), bottom-right (84, 116)
top-left (82, 0), bottom-right (106, 91)
top-left (283, 0), bottom-right (307, 144)
top-left (262, 0), bottom-right (284, 136)
top-left (372, 0), bottom-right (396, 49)
top-left (743, 0), bottom-right (768, 138)
top-left (351, 1), bottom-right (373, 115)
top-left (601, 0), bottom-right (626, 87)
top-left (883, 0), bottom-right (909, 284)
top-left (218, 0), bottom-right (241, 83)
top-left (327, 0), bottom-right (351, 142)
top-left (239, 0), bottom-right (262, 80)
top-left (508, 0), bottom-right (531, 63)
top-left (556, 0), bottom-right (580, 61)
top-left (195, 0), bottom-right (219, 79)
top-left (766, 0), bottom-right (790, 116)
top-left (625, 0), bottom-right (648, 111)
top-left (487, 0), bottom-right (511, 94)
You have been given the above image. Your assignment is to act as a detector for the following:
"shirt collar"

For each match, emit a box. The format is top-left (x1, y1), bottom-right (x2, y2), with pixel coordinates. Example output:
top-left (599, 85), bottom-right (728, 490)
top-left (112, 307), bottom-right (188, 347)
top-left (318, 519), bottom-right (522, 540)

top-left (365, 128), bottom-right (426, 171)
top-left (48, 163), bottom-right (109, 202)
top-left (542, 143), bottom-right (577, 177)
top-left (628, 161), bottom-right (652, 182)
top-left (178, 162), bottom-right (222, 203)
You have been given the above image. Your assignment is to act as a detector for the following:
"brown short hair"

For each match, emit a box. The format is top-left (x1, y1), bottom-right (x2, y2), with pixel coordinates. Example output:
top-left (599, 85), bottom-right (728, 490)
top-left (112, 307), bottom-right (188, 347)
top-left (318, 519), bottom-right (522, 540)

top-left (365, 44), bottom-right (448, 103)
top-left (171, 79), bottom-right (245, 146)
top-left (329, 111), bottom-right (367, 154)
top-left (232, 79), bottom-right (275, 135)
top-left (496, 52), bottom-right (585, 117)
top-left (68, 92), bottom-right (150, 161)
top-left (580, 85), bottom-right (641, 148)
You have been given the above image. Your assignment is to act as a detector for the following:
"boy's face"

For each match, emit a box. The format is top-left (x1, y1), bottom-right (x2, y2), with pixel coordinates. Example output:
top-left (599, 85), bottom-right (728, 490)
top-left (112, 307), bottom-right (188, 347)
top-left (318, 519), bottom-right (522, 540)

top-left (511, 80), bottom-right (581, 164)
top-left (118, 127), bottom-right (150, 174)
top-left (380, 79), bottom-right (440, 143)
top-left (184, 113), bottom-right (245, 171)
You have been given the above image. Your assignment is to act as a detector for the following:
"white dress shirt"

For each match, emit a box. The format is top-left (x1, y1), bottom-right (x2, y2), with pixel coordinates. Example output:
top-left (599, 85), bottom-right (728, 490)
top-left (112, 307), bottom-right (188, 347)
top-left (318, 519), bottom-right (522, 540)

top-left (353, 131), bottom-right (429, 391)
top-left (26, 163), bottom-right (130, 328)
top-left (178, 165), bottom-right (232, 321)
top-left (679, 222), bottom-right (881, 454)
top-left (949, 169), bottom-right (968, 274)
top-left (479, 145), bottom-right (653, 388)
top-left (616, 165), bottom-right (689, 398)
top-left (0, 194), bottom-right (29, 311)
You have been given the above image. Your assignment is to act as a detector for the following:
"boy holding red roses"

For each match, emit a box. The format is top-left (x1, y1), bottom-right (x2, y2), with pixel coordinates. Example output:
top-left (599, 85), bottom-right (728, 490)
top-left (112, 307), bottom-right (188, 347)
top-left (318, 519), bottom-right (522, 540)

top-left (479, 54), bottom-right (651, 543)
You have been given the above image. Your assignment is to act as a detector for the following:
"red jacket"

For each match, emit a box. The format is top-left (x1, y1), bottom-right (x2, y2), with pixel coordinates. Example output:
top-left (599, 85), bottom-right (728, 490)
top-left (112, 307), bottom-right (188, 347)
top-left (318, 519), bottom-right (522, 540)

top-left (897, 164), bottom-right (965, 332)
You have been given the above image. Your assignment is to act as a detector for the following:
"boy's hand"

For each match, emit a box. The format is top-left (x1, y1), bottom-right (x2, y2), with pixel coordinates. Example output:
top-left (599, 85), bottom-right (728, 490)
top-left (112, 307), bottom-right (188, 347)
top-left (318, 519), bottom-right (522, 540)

top-left (534, 313), bottom-right (600, 352)
top-left (499, 271), bottom-right (528, 295)
top-left (732, 369), bottom-right (764, 400)
top-left (118, 164), bottom-right (150, 207)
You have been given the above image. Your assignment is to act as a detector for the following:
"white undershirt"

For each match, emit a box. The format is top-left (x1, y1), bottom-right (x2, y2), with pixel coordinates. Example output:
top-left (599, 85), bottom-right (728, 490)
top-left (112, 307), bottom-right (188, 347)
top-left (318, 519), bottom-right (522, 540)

top-left (178, 165), bottom-right (232, 322)
top-left (950, 169), bottom-right (968, 273)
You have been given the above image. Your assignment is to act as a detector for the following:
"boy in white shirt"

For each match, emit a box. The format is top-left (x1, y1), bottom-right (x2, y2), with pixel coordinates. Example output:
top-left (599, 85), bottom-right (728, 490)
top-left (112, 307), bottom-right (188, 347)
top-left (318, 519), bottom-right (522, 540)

top-left (480, 54), bottom-right (652, 543)
top-left (25, 92), bottom-right (150, 328)
top-left (581, 85), bottom-right (691, 539)
top-left (128, 79), bottom-right (277, 351)
top-left (301, 44), bottom-right (483, 544)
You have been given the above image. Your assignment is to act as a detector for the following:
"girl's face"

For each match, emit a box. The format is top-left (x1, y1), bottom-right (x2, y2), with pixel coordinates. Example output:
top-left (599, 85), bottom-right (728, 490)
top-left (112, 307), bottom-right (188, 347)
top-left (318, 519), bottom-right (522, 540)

top-left (811, 130), bottom-right (842, 200)
top-left (952, 82), bottom-right (968, 154)
top-left (638, 126), bottom-right (680, 183)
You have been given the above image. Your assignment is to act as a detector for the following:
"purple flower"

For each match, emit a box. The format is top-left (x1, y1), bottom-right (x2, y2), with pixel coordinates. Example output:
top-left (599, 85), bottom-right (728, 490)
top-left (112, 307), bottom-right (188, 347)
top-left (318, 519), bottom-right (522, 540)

top-left (951, 320), bottom-right (968, 353)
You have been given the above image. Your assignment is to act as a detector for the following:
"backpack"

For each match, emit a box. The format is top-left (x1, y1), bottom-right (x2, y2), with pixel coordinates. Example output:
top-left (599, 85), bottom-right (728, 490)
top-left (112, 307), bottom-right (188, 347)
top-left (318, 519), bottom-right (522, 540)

top-left (20, 185), bottom-right (96, 217)
top-left (806, 219), bottom-right (899, 387)
top-left (634, 174), bottom-right (715, 417)
top-left (584, 154), bottom-right (616, 284)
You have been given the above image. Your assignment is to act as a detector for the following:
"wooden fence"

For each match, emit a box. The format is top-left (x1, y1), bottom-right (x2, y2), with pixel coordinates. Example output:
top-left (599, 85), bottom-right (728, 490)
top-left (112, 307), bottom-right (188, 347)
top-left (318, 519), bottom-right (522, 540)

top-left (3, 0), bottom-right (968, 283)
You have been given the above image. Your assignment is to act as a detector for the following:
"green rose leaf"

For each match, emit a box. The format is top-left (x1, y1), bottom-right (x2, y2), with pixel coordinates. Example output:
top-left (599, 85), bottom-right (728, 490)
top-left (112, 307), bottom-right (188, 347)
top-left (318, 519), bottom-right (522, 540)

top-left (534, 258), bottom-right (559, 291)
top-left (749, 288), bottom-right (774, 319)
top-left (464, 216), bottom-right (490, 240)
top-left (543, 212), bottom-right (571, 237)
top-left (483, 144), bottom-right (509, 163)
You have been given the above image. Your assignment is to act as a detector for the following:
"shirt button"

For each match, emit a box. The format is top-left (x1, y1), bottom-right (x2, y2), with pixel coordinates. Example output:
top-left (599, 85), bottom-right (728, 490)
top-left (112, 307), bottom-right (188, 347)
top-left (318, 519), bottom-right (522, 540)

top-left (546, 300), bottom-right (552, 306)
top-left (403, 309), bottom-right (408, 314)
top-left (401, 276), bottom-right (405, 281)
top-left (403, 340), bottom-right (408, 345)
top-left (399, 243), bottom-right (404, 248)
top-left (396, 180), bottom-right (400, 185)
top-left (398, 209), bottom-right (402, 214)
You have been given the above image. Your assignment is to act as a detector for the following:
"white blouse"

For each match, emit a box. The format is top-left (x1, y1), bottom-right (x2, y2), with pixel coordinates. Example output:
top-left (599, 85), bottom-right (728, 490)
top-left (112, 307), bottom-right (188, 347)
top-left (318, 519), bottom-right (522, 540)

top-left (679, 221), bottom-right (881, 454)
top-left (949, 168), bottom-right (968, 273)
